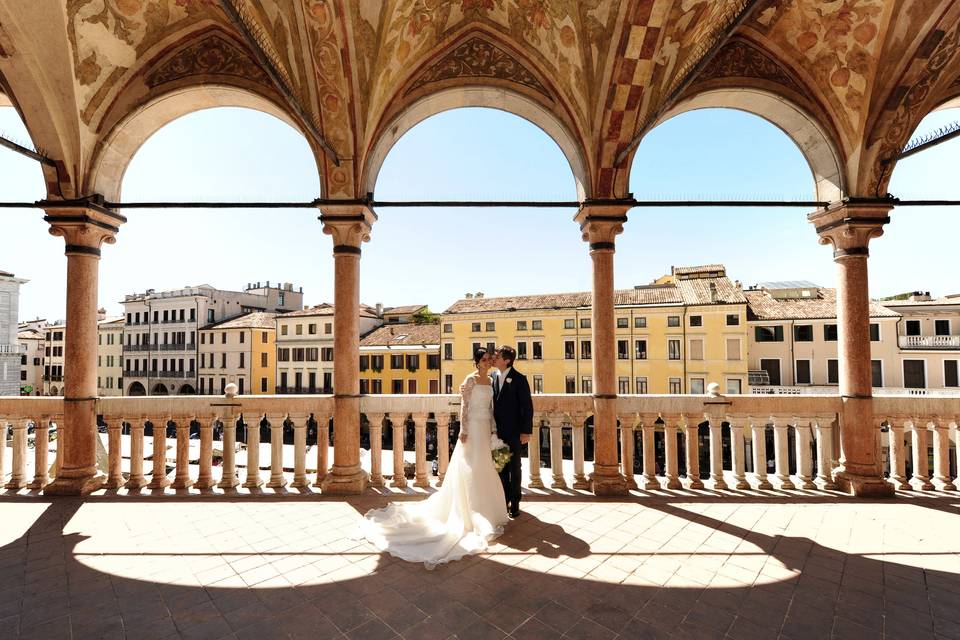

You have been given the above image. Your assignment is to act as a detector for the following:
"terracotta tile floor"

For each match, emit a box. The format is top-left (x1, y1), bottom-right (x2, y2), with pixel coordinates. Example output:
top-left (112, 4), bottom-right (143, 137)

top-left (1, 491), bottom-right (959, 639)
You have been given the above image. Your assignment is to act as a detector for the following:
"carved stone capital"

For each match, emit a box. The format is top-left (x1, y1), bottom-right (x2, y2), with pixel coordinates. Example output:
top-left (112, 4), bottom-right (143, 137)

top-left (318, 203), bottom-right (377, 251)
top-left (575, 202), bottom-right (631, 252)
top-left (808, 202), bottom-right (892, 260)
top-left (41, 197), bottom-right (126, 256)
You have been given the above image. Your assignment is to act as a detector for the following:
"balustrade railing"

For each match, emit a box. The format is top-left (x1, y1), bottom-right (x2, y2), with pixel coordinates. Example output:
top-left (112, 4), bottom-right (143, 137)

top-left (1, 393), bottom-right (956, 496)
top-left (899, 334), bottom-right (960, 350)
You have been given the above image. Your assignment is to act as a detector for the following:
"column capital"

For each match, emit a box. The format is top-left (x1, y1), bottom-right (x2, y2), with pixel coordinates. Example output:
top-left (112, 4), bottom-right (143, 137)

top-left (575, 201), bottom-right (630, 250)
top-left (41, 196), bottom-right (126, 255)
top-left (318, 203), bottom-right (377, 250)
top-left (808, 201), bottom-right (892, 260)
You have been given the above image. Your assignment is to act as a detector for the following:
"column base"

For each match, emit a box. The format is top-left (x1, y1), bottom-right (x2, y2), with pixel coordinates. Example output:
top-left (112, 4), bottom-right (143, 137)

top-left (322, 469), bottom-right (368, 495)
top-left (625, 476), bottom-right (639, 490)
top-left (103, 476), bottom-right (125, 490)
top-left (44, 472), bottom-right (106, 496)
top-left (124, 476), bottom-right (149, 491)
top-left (590, 469), bottom-right (628, 496)
top-left (217, 476), bottom-right (240, 490)
top-left (573, 474), bottom-right (590, 490)
top-left (641, 475), bottom-right (659, 490)
top-left (551, 476), bottom-right (568, 490)
top-left (732, 477), bottom-right (751, 490)
top-left (528, 476), bottom-right (544, 490)
top-left (171, 478), bottom-right (194, 491)
top-left (194, 478), bottom-right (217, 490)
top-left (711, 475), bottom-right (728, 491)
top-left (835, 470), bottom-right (895, 497)
top-left (686, 477), bottom-right (705, 490)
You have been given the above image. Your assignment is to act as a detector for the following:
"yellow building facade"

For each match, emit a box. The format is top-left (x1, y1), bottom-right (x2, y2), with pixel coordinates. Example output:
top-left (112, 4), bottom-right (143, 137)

top-left (440, 265), bottom-right (749, 395)
top-left (198, 312), bottom-right (276, 396)
top-left (360, 323), bottom-right (441, 394)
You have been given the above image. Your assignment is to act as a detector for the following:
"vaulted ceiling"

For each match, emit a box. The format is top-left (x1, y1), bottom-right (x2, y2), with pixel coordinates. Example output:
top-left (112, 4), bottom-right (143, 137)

top-left (1, 0), bottom-right (959, 201)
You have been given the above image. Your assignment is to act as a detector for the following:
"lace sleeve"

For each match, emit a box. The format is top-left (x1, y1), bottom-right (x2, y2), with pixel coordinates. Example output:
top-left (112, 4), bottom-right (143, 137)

top-left (458, 374), bottom-right (476, 434)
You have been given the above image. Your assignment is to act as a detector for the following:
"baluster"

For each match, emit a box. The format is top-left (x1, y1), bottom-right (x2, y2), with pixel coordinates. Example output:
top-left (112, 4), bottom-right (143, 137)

top-left (243, 415), bottom-right (264, 489)
top-left (195, 415), bottom-right (217, 490)
top-left (684, 416), bottom-right (703, 490)
top-left (218, 415), bottom-right (239, 489)
top-left (706, 413), bottom-right (727, 490)
top-left (4, 419), bottom-right (29, 489)
top-left (750, 417), bottom-right (772, 490)
top-left (640, 414), bottom-right (658, 489)
top-left (29, 416), bottom-right (51, 490)
top-left (549, 413), bottom-right (567, 490)
top-left (436, 413), bottom-right (451, 487)
top-left (171, 415), bottom-right (193, 490)
top-left (572, 413), bottom-right (590, 490)
top-left (793, 417), bottom-right (816, 489)
top-left (267, 413), bottom-right (287, 489)
top-left (663, 415), bottom-right (681, 490)
top-left (931, 417), bottom-right (956, 491)
top-left (290, 413), bottom-right (309, 489)
top-left (527, 414), bottom-right (544, 489)
top-left (147, 415), bottom-right (172, 491)
top-left (49, 414), bottom-right (63, 478)
top-left (0, 418), bottom-right (6, 481)
top-left (104, 417), bottom-right (124, 489)
top-left (814, 414), bottom-right (838, 490)
top-left (313, 414), bottom-right (331, 487)
top-left (772, 416), bottom-right (795, 489)
top-left (367, 412), bottom-right (385, 487)
top-left (909, 418), bottom-right (933, 491)
top-left (728, 415), bottom-right (749, 489)
top-left (619, 413), bottom-right (638, 490)
top-left (413, 413), bottom-right (429, 488)
top-left (390, 415), bottom-right (408, 489)
top-left (125, 415), bottom-right (148, 490)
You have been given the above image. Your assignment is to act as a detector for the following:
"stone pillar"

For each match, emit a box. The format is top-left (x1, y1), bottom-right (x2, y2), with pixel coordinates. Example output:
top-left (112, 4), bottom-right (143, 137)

top-left (619, 413), bottom-right (638, 490)
top-left (886, 419), bottom-right (909, 491)
top-left (728, 415), bottom-right (749, 490)
top-left (4, 419), bottom-right (29, 490)
top-left (684, 418), bottom-right (703, 490)
top-left (814, 415), bottom-right (839, 490)
top-left (750, 417), bottom-right (772, 490)
top-left (390, 416), bottom-right (407, 489)
top-left (413, 413), bottom-right (430, 488)
top-left (195, 415), bottom-right (217, 490)
top-left (931, 418), bottom-right (955, 491)
top-left (29, 416), bottom-right (51, 490)
top-left (909, 419), bottom-right (933, 491)
top-left (104, 418), bottom-right (123, 490)
top-left (42, 199), bottom-right (125, 495)
top-left (291, 412), bottom-right (310, 489)
top-left (549, 413), bottom-right (567, 490)
top-left (576, 203), bottom-right (630, 496)
top-left (663, 415), bottom-right (682, 490)
top-left (810, 202), bottom-right (894, 497)
top-left (125, 416), bottom-right (148, 490)
top-left (527, 415), bottom-right (544, 489)
top-left (367, 412), bottom-right (385, 487)
top-left (171, 416), bottom-right (193, 490)
top-left (319, 203), bottom-right (376, 494)
top-left (639, 415), bottom-right (658, 490)
top-left (571, 413), bottom-right (590, 490)
top-left (436, 412), bottom-right (451, 487)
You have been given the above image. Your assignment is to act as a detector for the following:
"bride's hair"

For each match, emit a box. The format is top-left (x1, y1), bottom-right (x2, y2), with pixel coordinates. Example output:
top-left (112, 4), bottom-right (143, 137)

top-left (473, 347), bottom-right (488, 365)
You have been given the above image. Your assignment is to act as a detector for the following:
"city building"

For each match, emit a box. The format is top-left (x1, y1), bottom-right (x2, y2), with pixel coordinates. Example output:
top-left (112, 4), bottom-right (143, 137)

top-left (17, 321), bottom-right (45, 396)
top-left (745, 282), bottom-right (901, 390)
top-left (440, 265), bottom-right (750, 396)
top-left (122, 282), bottom-right (302, 396)
top-left (360, 323), bottom-right (441, 394)
top-left (882, 292), bottom-right (960, 390)
top-left (275, 304), bottom-right (381, 394)
top-left (0, 270), bottom-right (28, 396)
top-left (198, 312), bottom-right (276, 396)
top-left (382, 304), bottom-right (428, 324)
top-left (42, 322), bottom-right (66, 396)
top-left (97, 316), bottom-right (124, 396)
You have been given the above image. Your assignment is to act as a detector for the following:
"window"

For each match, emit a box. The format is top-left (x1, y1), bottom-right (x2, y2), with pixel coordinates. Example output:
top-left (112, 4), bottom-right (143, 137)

top-left (237, 353), bottom-right (245, 369)
top-left (668, 378), bottom-right (682, 394)
top-left (689, 339), bottom-right (704, 361)
top-left (295, 324), bottom-right (303, 336)
top-left (406, 355), bottom-right (420, 371)
top-left (262, 331), bottom-right (268, 343)
top-left (278, 348), bottom-right (289, 362)
top-left (221, 353), bottom-right (227, 369)
top-left (794, 325), bottom-right (813, 341)
top-left (359, 379), bottom-right (369, 394)
top-left (726, 379), bottom-right (742, 394)
top-left (906, 320), bottom-right (921, 336)
top-left (261, 353), bottom-right (268, 368)
top-left (472, 342), bottom-right (481, 355)
top-left (796, 360), bottom-right (811, 385)
top-left (870, 323), bottom-right (881, 341)
top-left (306, 348), bottom-right (319, 362)
top-left (190, 309), bottom-right (196, 322)
top-left (636, 377), bottom-right (648, 394)
top-left (392, 380), bottom-right (404, 394)
top-left (635, 340), bottom-right (647, 359)
top-left (667, 316), bottom-right (680, 327)
top-left (427, 354), bottom-right (440, 370)
top-left (360, 355), bottom-right (369, 371)
top-left (533, 375), bottom-right (543, 394)
top-left (239, 332), bottom-right (245, 344)
top-left (472, 322), bottom-right (481, 332)
top-left (325, 323), bottom-right (332, 335)
top-left (756, 326), bottom-right (784, 342)
top-left (635, 316), bottom-right (647, 328)
top-left (565, 376), bottom-right (576, 394)
top-left (391, 354), bottom-right (404, 369)
top-left (444, 375), bottom-right (454, 394)
top-left (726, 338), bottom-right (741, 361)
top-left (824, 324), bottom-right (838, 341)
top-left (371, 355), bottom-right (384, 370)
top-left (200, 354), bottom-right (206, 368)
top-left (486, 341), bottom-right (496, 353)
top-left (281, 325), bottom-right (288, 336)
top-left (372, 380), bottom-right (382, 394)
top-left (689, 315), bottom-right (702, 327)
top-left (581, 377), bottom-right (593, 394)
top-left (564, 319), bottom-right (575, 329)
top-left (308, 323), bottom-right (317, 335)
top-left (444, 343), bottom-right (453, 360)
top-left (617, 340), bottom-right (629, 359)
top-left (935, 319), bottom-right (950, 336)
top-left (320, 348), bottom-right (333, 362)
top-left (827, 359), bottom-right (839, 384)
top-left (532, 320), bottom-right (542, 330)
top-left (618, 377), bottom-right (630, 394)
top-left (760, 359), bottom-right (781, 386)
top-left (485, 322), bottom-right (495, 332)
top-left (668, 339), bottom-right (681, 360)
top-left (690, 378), bottom-right (705, 395)
top-left (293, 348), bottom-right (305, 362)
top-left (945, 361), bottom-right (958, 387)
top-left (726, 314), bottom-right (740, 326)
top-left (443, 323), bottom-right (453, 333)
top-left (221, 332), bottom-right (227, 344)
top-left (904, 360), bottom-right (926, 388)
top-left (163, 310), bottom-right (169, 323)
top-left (564, 340), bottom-right (575, 360)
top-left (517, 320), bottom-right (527, 331)
top-left (516, 341), bottom-right (528, 360)
top-left (617, 317), bottom-right (628, 328)
top-left (238, 378), bottom-right (245, 395)
top-left (580, 318), bottom-right (591, 329)
top-left (871, 360), bottom-right (883, 387)
top-left (261, 378), bottom-right (267, 393)
top-left (532, 341), bottom-right (542, 360)
top-left (580, 340), bottom-right (592, 360)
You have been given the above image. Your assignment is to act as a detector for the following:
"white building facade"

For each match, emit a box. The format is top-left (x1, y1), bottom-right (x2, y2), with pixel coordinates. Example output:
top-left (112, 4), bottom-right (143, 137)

top-left (0, 270), bottom-right (28, 396)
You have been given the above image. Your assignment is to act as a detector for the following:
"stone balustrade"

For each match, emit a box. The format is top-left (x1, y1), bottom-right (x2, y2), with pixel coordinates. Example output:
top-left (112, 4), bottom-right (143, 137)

top-left (0, 393), bottom-right (956, 495)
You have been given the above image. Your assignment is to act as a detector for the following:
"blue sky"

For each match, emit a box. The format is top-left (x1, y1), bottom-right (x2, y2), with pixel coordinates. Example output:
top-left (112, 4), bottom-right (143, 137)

top-left (1, 103), bottom-right (957, 322)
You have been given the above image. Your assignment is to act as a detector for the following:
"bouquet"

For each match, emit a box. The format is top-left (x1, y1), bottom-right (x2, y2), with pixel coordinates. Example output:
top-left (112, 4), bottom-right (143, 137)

top-left (490, 434), bottom-right (512, 473)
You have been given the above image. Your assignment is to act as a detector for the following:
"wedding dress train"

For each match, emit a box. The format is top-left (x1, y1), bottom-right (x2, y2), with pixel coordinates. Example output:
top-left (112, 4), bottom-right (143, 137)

top-left (359, 376), bottom-right (509, 568)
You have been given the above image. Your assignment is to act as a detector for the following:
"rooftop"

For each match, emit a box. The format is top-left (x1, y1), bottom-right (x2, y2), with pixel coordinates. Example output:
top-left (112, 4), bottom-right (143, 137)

top-left (882, 295), bottom-right (960, 307)
top-left (745, 288), bottom-right (900, 321)
top-left (201, 311), bottom-right (277, 331)
top-left (360, 323), bottom-right (440, 347)
top-left (383, 305), bottom-right (428, 316)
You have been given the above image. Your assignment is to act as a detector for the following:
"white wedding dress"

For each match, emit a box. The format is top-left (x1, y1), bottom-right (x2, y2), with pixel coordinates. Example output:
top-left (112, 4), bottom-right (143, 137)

top-left (360, 374), bottom-right (509, 568)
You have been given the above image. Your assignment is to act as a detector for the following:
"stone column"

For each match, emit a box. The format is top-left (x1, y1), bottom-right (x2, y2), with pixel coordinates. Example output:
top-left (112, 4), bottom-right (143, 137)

top-left (618, 413), bottom-right (639, 490)
top-left (886, 419), bottom-right (909, 491)
top-left (436, 412), bottom-right (451, 486)
top-left (639, 415), bottom-right (658, 490)
top-left (319, 203), bottom-right (376, 494)
top-left (527, 415), bottom-right (544, 489)
top-left (42, 199), bottom-right (125, 495)
top-left (571, 412), bottom-right (590, 490)
top-left (575, 203), bottom-right (630, 496)
top-left (809, 202), bottom-right (894, 497)
top-left (413, 413), bottom-right (430, 488)
top-left (931, 418), bottom-right (955, 491)
top-left (663, 415), bottom-right (682, 490)
top-left (684, 418), bottom-right (703, 490)
top-left (367, 412), bottom-right (385, 487)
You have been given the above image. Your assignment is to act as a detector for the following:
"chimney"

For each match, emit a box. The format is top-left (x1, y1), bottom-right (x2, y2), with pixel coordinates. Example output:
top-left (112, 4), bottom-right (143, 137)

top-left (476, 292), bottom-right (484, 299)
top-left (465, 293), bottom-right (474, 299)
top-left (709, 282), bottom-right (718, 303)
top-left (734, 280), bottom-right (742, 290)
top-left (375, 303), bottom-right (383, 317)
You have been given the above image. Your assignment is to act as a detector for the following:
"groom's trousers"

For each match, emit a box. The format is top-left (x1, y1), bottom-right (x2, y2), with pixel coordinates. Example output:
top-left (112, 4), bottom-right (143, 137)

top-left (499, 436), bottom-right (523, 509)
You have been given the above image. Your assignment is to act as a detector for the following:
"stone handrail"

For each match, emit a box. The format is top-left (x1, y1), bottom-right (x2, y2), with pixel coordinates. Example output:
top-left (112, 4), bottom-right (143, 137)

top-left (899, 335), bottom-right (960, 349)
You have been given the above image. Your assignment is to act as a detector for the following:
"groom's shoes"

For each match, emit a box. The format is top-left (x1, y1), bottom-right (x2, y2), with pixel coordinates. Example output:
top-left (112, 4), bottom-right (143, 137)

top-left (508, 507), bottom-right (520, 518)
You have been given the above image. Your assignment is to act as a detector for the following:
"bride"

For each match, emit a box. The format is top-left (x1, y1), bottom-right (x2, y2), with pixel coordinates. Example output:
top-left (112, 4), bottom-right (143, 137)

top-left (359, 348), bottom-right (509, 568)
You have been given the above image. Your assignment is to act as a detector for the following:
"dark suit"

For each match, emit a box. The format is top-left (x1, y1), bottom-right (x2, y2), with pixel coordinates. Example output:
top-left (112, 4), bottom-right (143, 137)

top-left (493, 366), bottom-right (533, 512)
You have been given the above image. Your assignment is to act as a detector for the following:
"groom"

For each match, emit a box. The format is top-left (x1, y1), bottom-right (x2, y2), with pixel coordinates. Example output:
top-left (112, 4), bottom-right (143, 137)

top-left (492, 345), bottom-right (533, 518)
